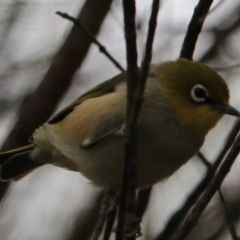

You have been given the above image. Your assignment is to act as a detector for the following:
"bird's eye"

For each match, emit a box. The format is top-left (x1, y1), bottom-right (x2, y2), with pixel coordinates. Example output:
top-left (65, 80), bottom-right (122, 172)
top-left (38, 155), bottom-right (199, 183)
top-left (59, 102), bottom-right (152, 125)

top-left (191, 84), bottom-right (208, 103)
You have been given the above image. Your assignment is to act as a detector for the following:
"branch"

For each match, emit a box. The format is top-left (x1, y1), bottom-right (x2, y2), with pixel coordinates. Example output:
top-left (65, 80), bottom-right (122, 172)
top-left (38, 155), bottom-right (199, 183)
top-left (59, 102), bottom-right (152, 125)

top-left (154, 166), bottom-right (215, 240)
top-left (155, 119), bottom-right (240, 240)
top-left (103, 197), bottom-right (118, 240)
top-left (90, 191), bottom-right (110, 240)
top-left (56, 11), bottom-right (124, 72)
top-left (218, 189), bottom-right (239, 240)
top-left (215, 62), bottom-right (240, 72)
top-left (116, 0), bottom-right (138, 238)
top-left (117, 1), bottom-right (160, 239)
top-left (208, 0), bottom-right (226, 16)
top-left (139, 0), bottom-right (160, 98)
top-left (171, 133), bottom-right (240, 240)
top-left (1, 0), bottom-right (113, 151)
top-left (214, 119), bottom-right (240, 168)
top-left (180, 0), bottom-right (214, 60)
top-left (0, 0), bottom-right (113, 233)
top-left (198, 153), bottom-right (239, 240)
top-left (200, 13), bottom-right (240, 63)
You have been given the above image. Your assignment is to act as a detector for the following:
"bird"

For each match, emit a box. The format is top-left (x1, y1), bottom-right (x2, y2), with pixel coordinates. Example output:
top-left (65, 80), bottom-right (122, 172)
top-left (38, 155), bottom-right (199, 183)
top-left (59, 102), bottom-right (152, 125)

top-left (0, 59), bottom-right (239, 190)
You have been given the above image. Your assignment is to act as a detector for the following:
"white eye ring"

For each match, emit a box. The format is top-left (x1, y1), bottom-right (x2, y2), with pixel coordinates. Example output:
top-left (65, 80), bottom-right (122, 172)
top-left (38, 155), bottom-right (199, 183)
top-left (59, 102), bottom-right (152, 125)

top-left (191, 84), bottom-right (208, 103)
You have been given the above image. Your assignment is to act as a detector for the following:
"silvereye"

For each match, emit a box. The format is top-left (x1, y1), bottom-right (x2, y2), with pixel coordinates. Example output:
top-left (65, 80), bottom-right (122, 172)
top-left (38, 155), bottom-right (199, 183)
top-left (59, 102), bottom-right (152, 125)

top-left (0, 59), bottom-right (239, 190)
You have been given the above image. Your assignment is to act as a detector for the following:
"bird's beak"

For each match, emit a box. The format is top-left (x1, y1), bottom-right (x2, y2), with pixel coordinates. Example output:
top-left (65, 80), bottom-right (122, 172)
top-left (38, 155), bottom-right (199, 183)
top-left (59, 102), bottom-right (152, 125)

top-left (211, 103), bottom-right (240, 117)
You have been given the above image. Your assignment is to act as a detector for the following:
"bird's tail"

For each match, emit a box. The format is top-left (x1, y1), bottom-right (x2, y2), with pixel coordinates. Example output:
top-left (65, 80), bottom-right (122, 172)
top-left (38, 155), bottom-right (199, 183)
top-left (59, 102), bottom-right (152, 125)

top-left (0, 144), bottom-right (43, 181)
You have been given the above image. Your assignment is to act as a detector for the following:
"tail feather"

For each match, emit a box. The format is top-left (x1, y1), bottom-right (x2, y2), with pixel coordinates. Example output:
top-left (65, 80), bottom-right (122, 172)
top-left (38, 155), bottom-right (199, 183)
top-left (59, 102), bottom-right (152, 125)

top-left (0, 144), bottom-right (43, 181)
top-left (0, 144), bottom-right (35, 164)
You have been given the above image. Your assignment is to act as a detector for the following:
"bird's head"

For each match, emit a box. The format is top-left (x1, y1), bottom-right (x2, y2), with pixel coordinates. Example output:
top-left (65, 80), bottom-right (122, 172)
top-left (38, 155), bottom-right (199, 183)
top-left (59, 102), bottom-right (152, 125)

top-left (155, 59), bottom-right (240, 137)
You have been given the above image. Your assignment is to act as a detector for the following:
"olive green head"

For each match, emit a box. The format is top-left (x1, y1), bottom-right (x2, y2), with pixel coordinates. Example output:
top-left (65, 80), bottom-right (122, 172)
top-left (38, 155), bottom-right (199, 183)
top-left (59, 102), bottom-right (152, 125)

top-left (155, 59), bottom-right (239, 137)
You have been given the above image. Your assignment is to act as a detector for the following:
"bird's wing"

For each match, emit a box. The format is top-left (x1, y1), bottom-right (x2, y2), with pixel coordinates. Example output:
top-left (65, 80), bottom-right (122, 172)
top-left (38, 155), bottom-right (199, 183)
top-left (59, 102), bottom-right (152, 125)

top-left (49, 71), bottom-right (127, 124)
top-left (0, 72), bottom-right (127, 180)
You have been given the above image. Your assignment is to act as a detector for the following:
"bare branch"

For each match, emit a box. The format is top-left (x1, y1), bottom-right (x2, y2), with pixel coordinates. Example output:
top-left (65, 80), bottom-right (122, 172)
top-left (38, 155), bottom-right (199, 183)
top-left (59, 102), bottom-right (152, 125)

top-left (56, 11), bottom-right (124, 72)
top-left (218, 190), bottom-right (239, 240)
top-left (90, 191), bottom-right (110, 240)
top-left (155, 119), bottom-right (240, 240)
top-left (214, 119), bottom-right (240, 168)
top-left (215, 63), bottom-right (240, 72)
top-left (139, 0), bottom-right (160, 98)
top-left (103, 198), bottom-right (117, 240)
top-left (171, 133), bottom-right (240, 240)
top-left (117, 1), bottom-right (160, 239)
top-left (208, 0), bottom-right (226, 15)
top-left (1, 0), bottom-right (113, 151)
top-left (116, 0), bottom-right (138, 238)
top-left (0, 0), bottom-right (113, 228)
top-left (180, 0), bottom-right (214, 60)
top-left (197, 152), bottom-right (213, 170)
top-left (199, 6), bottom-right (240, 63)
top-left (198, 154), bottom-right (239, 240)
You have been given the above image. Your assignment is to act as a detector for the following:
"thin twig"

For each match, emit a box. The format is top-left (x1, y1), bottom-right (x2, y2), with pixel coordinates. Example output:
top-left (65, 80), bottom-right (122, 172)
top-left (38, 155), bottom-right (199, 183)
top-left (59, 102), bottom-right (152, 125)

top-left (103, 199), bottom-right (117, 240)
top-left (171, 133), bottom-right (240, 240)
top-left (208, 0), bottom-right (226, 15)
top-left (116, 0), bottom-right (138, 239)
top-left (197, 152), bottom-right (214, 171)
top-left (2, 0), bottom-right (113, 151)
top-left (154, 154), bottom-right (215, 240)
top-left (215, 62), bottom-right (240, 72)
top-left (138, 0), bottom-right (160, 93)
top-left (180, 0), bottom-right (214, 60)
top-left (199, 10), bottom-right (240, 63)
top-left (90, 191), bottom-right (110, 240)
top-left (155, 120), bottom-right (240, 240)
top-left (218, 189), bottom-right (239, 240)
top-left (116, 1), bottom-right (160, 239)
top-left (214, 119), bottom-right (240, 168)
top-left (56, 11), bottom-right (124, 72)
top-left (154, 169), bottom-right (214, 240)
top-left (198, 153), bottom-right (239, 240)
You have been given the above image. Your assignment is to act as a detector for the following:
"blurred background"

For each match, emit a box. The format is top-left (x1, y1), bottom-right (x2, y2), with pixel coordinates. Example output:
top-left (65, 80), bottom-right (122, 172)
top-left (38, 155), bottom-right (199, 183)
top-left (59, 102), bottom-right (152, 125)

top-left (0, 0), bottom-right (240, 239)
